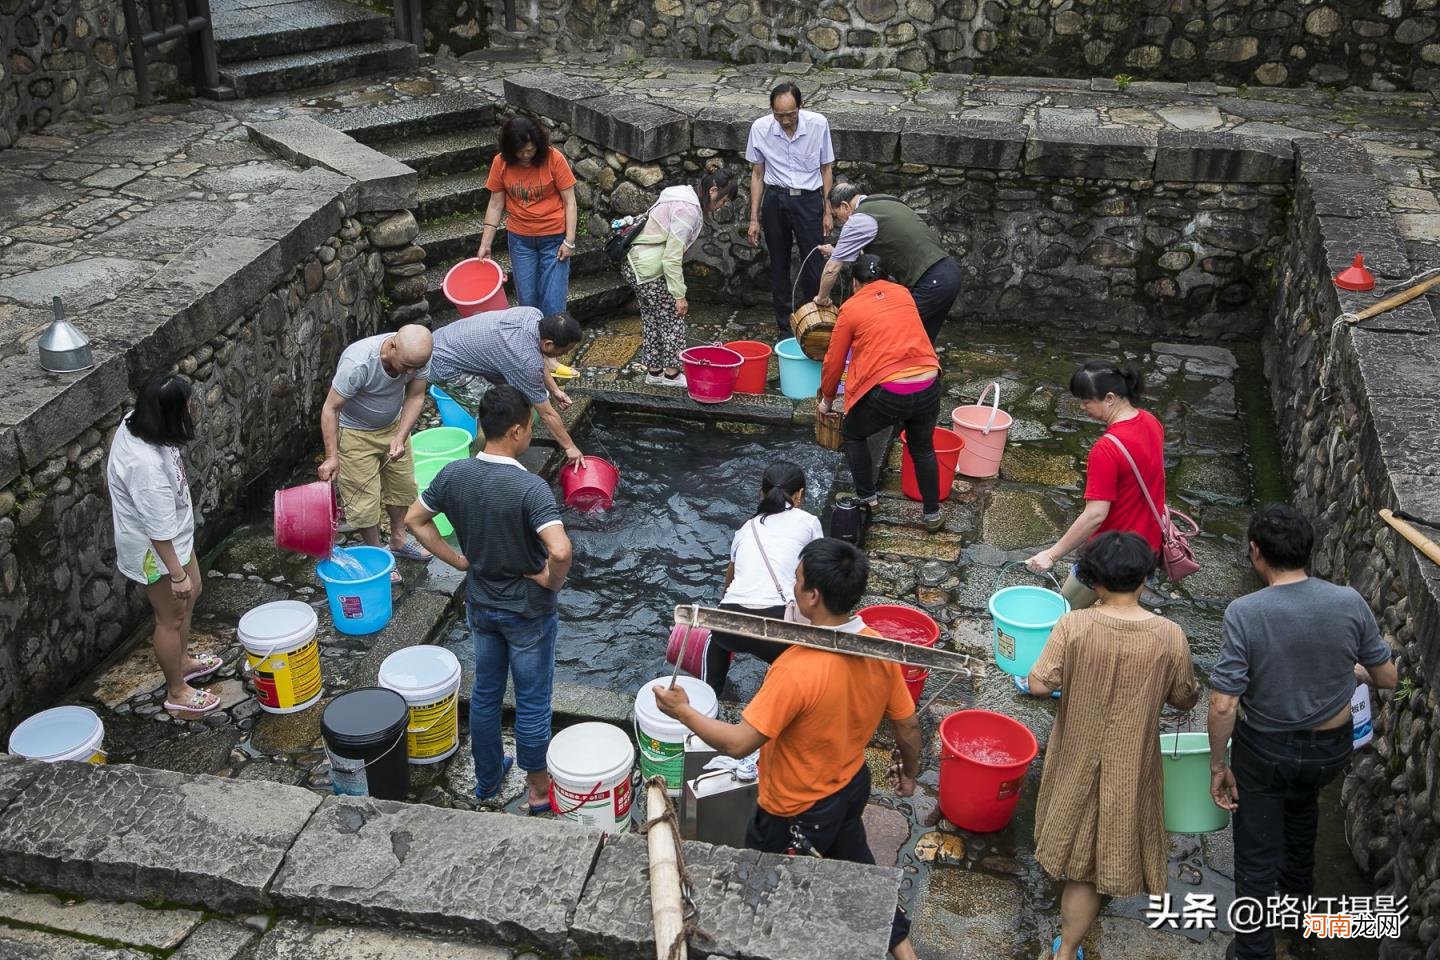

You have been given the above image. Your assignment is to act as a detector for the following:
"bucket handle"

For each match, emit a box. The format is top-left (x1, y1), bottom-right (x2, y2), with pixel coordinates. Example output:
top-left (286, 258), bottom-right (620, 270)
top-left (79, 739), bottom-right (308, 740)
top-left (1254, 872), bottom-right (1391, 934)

top-left (994, 559), bottom-right (1063, 596)
top-left (327, 725), bottom-right (407, 774)
top-left (975, 382), bottom-right (1003, 436)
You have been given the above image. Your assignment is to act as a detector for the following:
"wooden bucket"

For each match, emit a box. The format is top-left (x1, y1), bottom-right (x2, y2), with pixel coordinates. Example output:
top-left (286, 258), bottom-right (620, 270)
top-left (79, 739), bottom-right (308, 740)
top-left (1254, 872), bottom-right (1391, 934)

top-left (790, 301), bottom-right (837, 361)
top-left (815, 411), bottom-right (844, 450)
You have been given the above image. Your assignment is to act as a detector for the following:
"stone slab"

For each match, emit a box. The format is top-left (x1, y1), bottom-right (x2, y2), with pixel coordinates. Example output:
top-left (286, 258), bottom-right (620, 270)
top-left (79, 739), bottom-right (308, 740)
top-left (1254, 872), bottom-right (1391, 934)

top-left (0, 889), bottom-right (204, 950)
top-left (829, 111), bottom-right (905, 163)
top-left (0, 170), bottom-right (74, 230)
top-left (218, 189), bottom-right (345, 270)
top-left (272, 797), bottom-right (600, 953)
top-left (1024, 124), bottom-right (1157, 181)
top-left (0, 760), bottom-right (321, 912)
top-left (572, 831), bottom-right (899, 960)
top-left (571, 95), bottom-right (691, 162)
top-left (244, 117), bottom-right (417, 212)
top-left (0, 926), bottom-right (153, 959)
top-left (0, 352), bottom-right (131, 470)
top-left (0, 755), bottom-right (40, 814)
top-left (0, 256), bottom-right (155, 312)
top-left (502, 70), bottom-right (610, 127)
top-left (900, 117), bottom-right (1026, 170)
top-left (247, 919), bottom-right (512, 959)
top-left (691, 105), bottom-right (753, 152)
top-left (143, 235), bottom-right (286, 349)
top-left (172, 920), bottom-right (260, 960)
top-left (1154, 131), bottom-right (1295, 184)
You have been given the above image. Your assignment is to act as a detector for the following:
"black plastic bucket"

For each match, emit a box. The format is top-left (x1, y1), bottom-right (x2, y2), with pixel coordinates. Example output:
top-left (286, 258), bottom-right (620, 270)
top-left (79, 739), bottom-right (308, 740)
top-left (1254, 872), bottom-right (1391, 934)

top-left (321, 687), bottom-right (410, 800)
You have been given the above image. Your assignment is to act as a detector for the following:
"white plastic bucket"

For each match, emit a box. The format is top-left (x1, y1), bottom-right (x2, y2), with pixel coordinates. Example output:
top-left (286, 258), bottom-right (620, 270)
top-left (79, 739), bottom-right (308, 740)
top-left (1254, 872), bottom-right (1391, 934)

top-left (634, 676), bottom-right (718, 794)
top-left (547, 721), bottom-right (636, 832)
top-left (8, 705), bottom-right (105, 763)
top-left (378, 645), bottom-right (462, 765)
top-left (239, 600), bottom-right (323, 715)
top-left (1352, 684), bottom-right (1373, 750)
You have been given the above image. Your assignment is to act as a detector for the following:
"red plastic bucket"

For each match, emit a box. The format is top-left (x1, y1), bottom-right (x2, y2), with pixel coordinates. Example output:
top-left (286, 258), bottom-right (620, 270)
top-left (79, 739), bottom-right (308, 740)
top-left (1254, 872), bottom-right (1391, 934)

top-left (723, 340), bottom-right (772, 395)
top-left (273, 482), bottom-right (337, 559)
top-left (442, 258), bottom-right (509, 317)
top-left (859, 604), bottom-right (940, 704)
top-left (938, 709), bottom-right (1039, 832)
top-left (680, 345), bottom-right (743, 404)
top-left (900, 428), bottom-right (966, 503)
top-left (560, 456), bottom-right (620, 511)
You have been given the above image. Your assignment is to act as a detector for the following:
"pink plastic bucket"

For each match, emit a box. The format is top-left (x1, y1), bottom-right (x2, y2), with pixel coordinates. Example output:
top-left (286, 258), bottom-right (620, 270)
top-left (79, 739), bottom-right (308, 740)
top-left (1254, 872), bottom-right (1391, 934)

top-left (443, 258), bottom-right (509, 317)
top-left (680, 345), bottom-right (743, 404)
top-left (951, 383), bottom-right (1013, 479)
top-left (560, 456), bottom-right (620, 511)
top-left (274, 482), bottom-right (337, 559)
top-left (723, 340), bottom-right (772, 394)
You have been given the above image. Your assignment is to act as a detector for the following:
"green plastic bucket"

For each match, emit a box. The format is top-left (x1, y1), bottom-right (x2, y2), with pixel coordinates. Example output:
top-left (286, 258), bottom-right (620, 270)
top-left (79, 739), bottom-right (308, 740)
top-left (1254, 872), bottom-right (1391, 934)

top-left (413, 458), bottom-right (454, 538)
top-left (411, 427), bottom-right (471, 466)
top-left (1159, 732), bottom-right (1229, 833)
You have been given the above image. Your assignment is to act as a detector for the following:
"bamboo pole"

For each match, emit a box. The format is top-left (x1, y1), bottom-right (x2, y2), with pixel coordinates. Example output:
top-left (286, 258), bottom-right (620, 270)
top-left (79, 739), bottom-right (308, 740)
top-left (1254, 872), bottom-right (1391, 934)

top-left (1380, 509), bottom-right (1440, 567)
top-left (646, 780), bottom-right (686, 960)
top-left (1345, 275), bottom-right (1440, 324)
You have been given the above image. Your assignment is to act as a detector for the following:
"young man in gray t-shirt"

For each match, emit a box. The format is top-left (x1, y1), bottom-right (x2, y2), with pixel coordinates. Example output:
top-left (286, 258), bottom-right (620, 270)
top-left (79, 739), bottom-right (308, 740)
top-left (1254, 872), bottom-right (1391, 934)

top-left (1207, 504), bottom-right (1396, 960)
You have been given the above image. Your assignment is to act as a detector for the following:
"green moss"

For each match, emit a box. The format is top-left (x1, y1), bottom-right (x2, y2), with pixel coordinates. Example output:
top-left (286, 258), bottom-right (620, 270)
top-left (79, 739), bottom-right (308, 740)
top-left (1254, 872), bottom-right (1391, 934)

top-left (1233, 341), bottom-right (1289, 505)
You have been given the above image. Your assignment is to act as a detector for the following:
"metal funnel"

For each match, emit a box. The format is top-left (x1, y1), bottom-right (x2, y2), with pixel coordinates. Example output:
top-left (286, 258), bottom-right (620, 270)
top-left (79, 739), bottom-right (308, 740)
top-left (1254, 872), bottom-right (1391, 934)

top-left (38, 297), bottom-right (94, 373)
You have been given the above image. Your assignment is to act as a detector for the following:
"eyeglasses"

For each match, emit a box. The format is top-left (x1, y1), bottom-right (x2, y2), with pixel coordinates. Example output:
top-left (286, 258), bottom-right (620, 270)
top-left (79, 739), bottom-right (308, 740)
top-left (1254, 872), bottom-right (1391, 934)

top-left (773, 109), bottom-right (799, 120)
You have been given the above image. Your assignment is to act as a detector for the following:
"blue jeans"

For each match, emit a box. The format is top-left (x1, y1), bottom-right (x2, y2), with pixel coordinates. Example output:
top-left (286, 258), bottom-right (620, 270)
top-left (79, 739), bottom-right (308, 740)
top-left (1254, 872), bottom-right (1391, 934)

top-left (508, 232), bottom-right (570, 318)
top-left (468, 602), bottom-right (558, 795)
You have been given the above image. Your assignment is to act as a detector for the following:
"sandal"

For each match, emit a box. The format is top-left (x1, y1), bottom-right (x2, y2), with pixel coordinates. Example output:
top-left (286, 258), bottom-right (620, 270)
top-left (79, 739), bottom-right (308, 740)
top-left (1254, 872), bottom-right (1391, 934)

top-left (389, 569), bottom-right (403, 584)
top-left (163, 688), bottom-right (222, 715)
top-left (390, 540), bottom-right (432, 561)
top-left (1052, 936), bottom-right (1083, 960)
top-left (183, 653), bottom-right (223, 683)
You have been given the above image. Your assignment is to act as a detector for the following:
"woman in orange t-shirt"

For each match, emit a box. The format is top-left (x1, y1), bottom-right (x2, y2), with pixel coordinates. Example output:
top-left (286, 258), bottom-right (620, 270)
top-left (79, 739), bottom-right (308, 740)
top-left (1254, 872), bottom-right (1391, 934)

top-left (476, 116), bottom-right (578, 318)
top-left (818, 254), bottom-right (944, 532)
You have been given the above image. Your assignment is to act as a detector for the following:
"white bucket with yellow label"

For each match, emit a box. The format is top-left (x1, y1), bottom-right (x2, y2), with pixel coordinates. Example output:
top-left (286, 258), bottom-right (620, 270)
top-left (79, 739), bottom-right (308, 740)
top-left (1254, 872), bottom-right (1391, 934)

top-left (239, 600), bottom-right (323, 715)
top-left (378, 645), bottom-right (461, 764)
top-left (8, 705), bottom-right (106, 763)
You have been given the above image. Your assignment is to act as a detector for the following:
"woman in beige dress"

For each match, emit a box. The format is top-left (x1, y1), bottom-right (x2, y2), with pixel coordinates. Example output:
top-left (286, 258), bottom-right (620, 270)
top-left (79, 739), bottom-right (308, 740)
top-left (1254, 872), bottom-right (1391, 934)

top-left (1026, 531), bottom-right (1199, 960)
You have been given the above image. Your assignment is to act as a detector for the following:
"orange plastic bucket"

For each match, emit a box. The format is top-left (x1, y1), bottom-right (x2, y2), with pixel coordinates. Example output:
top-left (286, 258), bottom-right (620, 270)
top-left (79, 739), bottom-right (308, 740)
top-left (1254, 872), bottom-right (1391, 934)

top-left (938, 709), bottom-right (1038, 832)
top-left (858, 604), bottom-right (939, 704)
top-left (724, 340), bottom-right (772, 394)
top-left (951, 383), bottom-right (1013, 479)
top-left (273, 482), bottom-right (337, 559)
top-left (900, 428), bottom-right (965, 502)
top-left (442, 258), bottom-right (509, 317)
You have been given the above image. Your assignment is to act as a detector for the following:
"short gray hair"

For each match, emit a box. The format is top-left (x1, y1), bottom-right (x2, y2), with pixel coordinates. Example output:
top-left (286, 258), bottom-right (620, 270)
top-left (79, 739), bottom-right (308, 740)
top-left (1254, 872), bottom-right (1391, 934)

top-left (828, 182), bottom-right (864, 206)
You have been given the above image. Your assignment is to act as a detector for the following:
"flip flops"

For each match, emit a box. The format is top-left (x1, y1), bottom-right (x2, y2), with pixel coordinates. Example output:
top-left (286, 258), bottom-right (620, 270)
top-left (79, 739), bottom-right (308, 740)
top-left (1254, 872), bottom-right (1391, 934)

top-left (163, 688), bottom-right (222, 715)
top-left (1052, 936), bottom-right (1083, 960)
top-left (475, 755), bottom-right (515, 803)
top-left (183, 653), bottom-right (223, 683)
top-left (390, 540), bottom-right (432, 562)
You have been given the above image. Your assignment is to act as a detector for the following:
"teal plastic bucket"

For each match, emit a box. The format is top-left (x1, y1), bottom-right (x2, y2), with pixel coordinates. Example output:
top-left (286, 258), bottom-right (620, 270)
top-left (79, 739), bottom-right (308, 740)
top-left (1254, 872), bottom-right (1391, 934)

top-left (776, 338), bottom-right (822, 400)
top-left (988, 584), bottom-right (1069, 677)
top-left (316, 545), bottom-right (395, 635)
top-left (1159, 732), bottom-right (1230, 833)
top-left (428, 386), bottom-right (476, 438)
top-left (411, 427), bottom-right (472, 466)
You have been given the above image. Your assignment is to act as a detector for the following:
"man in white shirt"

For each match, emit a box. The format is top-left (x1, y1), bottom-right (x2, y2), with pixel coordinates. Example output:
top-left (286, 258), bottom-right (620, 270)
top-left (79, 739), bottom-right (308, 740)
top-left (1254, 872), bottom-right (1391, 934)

top-left (745, 82), bottom-right (836, 333)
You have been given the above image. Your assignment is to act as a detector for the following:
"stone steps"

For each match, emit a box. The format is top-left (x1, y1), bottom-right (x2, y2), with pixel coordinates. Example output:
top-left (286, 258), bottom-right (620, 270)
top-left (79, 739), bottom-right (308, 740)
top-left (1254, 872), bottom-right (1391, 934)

top-left (214, 0), bottom-right (391, 62)
top-left (386, 131), bottom-right (494, 178)
top-left (219, 39), bottom-right (418, 98)
top-left (415, 170), bottom-right (492, 221)
top-left (323, 95), bottom-right (497, 148)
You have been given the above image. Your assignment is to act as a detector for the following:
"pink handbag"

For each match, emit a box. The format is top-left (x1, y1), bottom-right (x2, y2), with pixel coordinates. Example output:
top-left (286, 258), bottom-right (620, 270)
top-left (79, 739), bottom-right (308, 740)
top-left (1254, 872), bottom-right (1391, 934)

top-left (1104, 433), bottom-right (1201, 582)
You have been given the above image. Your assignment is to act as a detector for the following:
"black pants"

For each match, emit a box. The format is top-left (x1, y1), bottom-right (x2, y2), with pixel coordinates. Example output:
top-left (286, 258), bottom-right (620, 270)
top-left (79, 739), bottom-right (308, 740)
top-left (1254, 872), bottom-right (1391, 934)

top-left (747, 763), bottom-right (911, 950)
top-left (761, 188), bottom-right (825, 331)
top-left (705, 600), bottom-right (788, 698)
top-left (909, 256), bottom-right (962, 343)
top-left (843, 379), bottom-right (942, 513)
top-left (1230, 721), bottom-right (1352, 959)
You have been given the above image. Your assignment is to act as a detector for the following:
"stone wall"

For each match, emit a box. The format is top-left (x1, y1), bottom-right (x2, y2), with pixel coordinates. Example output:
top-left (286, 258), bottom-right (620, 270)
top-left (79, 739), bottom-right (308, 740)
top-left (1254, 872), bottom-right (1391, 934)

top-left (487, 0), bottom-right (1440, 93)
top-left (1266, 139), bottom-right (1440, 959)
top-left (0, 0), bottom-right (191, 149)
top-left (424, 0), bottom-right (488, 56)
top-left (503, 72), bottom-right (1290, 337)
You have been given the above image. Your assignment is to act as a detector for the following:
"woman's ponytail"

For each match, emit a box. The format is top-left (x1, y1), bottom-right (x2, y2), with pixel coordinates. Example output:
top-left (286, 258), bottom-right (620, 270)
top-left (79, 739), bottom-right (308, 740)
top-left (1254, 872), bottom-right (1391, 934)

top-left (756, 460), bottom-right (807, 519)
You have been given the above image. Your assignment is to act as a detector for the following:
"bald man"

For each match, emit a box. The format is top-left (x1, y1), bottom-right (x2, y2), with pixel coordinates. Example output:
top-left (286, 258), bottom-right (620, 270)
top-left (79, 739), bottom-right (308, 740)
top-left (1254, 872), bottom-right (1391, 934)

top-left (319, 325), bottom-right (434, 580)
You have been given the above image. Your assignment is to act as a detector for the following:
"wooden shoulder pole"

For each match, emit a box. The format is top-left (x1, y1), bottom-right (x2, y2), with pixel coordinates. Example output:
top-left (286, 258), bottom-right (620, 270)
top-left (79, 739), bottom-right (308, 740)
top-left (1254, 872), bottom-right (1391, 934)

top-left (646, 779), bottom-right (687, 960)
top-left (1381, 508), bottom-right (1440, 567)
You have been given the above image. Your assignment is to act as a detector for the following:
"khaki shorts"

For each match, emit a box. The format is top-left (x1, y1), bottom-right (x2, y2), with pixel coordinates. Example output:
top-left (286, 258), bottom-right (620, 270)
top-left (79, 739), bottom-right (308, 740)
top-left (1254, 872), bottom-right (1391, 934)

top-left (1061, 569), bottom-right (1098, 611)
top-left (337, 422), bottom-right (418, 528)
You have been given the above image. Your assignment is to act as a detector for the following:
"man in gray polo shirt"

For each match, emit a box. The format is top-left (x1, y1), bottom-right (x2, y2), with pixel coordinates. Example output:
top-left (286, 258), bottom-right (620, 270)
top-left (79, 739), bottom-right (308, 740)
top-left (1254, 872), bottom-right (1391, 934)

top-left (319, 324), bottom-right (433, 580)
top-left (406, 385), bottom-right (573, 813)
top-left (1207, 504), bottom-right (1396, 960)
top-left (429, 307), bottom-right (586, 467)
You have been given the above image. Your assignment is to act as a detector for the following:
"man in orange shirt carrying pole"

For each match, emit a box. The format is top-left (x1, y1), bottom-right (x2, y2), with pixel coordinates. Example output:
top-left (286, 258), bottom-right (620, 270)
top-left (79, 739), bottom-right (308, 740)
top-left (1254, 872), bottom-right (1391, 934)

top-left (653, 538), bottom-right (923, 960)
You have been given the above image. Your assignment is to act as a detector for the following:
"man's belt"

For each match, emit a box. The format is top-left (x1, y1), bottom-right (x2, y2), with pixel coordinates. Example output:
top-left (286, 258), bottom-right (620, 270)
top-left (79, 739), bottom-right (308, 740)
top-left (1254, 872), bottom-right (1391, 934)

top-left (765, 185), bottom-right (821, 197)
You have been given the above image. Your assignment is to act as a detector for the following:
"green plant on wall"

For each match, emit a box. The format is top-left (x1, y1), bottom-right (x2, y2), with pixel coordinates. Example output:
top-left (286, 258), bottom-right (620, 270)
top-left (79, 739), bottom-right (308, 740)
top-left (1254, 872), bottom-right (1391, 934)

top-left (1113, 73), bottom-right (1134, 90)
top-left (1394, 677), bottom-right (1416, 704)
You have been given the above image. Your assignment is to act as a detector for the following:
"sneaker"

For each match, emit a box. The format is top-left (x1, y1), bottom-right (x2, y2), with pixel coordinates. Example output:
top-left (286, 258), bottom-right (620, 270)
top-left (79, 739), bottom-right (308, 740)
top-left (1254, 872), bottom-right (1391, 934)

top-left (923, 511), bottom-right (945, 533)
top-left (645, 372), bottom-right (687, 388)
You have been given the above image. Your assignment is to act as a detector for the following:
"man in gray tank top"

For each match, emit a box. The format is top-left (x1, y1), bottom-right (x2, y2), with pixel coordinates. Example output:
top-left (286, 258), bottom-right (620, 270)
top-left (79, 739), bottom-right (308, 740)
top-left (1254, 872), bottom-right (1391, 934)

top-left (1207, 504), bottom-right (1396, 960)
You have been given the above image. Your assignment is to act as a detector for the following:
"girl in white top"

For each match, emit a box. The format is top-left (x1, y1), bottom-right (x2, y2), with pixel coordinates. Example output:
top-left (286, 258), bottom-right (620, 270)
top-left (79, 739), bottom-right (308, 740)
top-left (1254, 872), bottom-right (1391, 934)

top-left (705, 460), bottom-right (824, 697)
top-left (105, 373), bottom-right (222, 716)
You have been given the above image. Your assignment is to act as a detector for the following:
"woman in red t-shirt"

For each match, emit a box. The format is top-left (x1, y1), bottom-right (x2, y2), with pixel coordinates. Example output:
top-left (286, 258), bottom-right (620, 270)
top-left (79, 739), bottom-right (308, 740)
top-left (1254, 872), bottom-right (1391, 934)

top-left (475, 116), bottom-right (578, 318)
top-left (1027, 361), bottom-right (1166, 610)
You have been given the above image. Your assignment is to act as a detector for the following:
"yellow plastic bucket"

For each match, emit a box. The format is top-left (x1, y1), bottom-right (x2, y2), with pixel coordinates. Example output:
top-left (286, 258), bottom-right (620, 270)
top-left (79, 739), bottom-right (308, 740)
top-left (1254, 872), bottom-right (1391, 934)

top-left (239, 600), bottom-right (323, 714)
top-left (951, 382), bottom-right (1013, 479)
top-left (378, 645), bottom-right (461, 764)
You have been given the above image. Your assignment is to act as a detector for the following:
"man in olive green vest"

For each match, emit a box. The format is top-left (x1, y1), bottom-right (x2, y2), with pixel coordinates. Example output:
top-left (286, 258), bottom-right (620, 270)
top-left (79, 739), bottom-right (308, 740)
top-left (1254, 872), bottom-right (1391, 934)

top-left (815, 183), bottom-right (961, 343)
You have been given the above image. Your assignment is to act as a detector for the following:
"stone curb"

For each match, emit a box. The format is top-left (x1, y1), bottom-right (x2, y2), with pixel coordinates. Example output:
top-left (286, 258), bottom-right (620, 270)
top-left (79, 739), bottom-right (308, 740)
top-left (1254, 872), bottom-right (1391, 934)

top-left (245, 117), bottom-right (419, 213)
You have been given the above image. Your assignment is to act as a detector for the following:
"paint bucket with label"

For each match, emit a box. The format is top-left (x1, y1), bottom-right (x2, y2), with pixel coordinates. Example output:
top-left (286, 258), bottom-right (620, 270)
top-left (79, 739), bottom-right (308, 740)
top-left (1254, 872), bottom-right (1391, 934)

top-left (546, 721), bottom-right (636, 832)
top-left (634, 676), bottom-right (718, 794)
top-left (7, 705), bottom-right (105, 763)
top-left (378, 645), bottom-right (462, 764)
top-left (320, 687), bottom-right (410, 800)
top-left (238, 600), bottom-right (324, 714)
top-left (1352, 683), bottom-right (1373, 750)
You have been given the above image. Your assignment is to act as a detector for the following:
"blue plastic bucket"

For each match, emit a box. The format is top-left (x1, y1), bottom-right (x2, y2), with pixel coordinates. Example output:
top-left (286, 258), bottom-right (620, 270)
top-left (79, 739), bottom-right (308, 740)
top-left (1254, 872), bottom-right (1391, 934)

top-left (988, 584), bottom-right (1070, 677)
top-left (316, 545), bottom-right (396, 635)
top-left (428, 386), bottom-right (476, 438)
top-left (776, 338), bottom-right (822, 400)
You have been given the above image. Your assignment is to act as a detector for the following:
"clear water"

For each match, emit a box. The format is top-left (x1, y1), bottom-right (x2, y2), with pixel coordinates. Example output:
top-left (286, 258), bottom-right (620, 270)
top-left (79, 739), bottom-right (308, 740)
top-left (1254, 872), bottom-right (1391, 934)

top-left (952, 735), bottom-right (1022, 766)
top-left (556, 412), bottom-right (843, 698)
top-left (327, 546), bottom-right (370, 580)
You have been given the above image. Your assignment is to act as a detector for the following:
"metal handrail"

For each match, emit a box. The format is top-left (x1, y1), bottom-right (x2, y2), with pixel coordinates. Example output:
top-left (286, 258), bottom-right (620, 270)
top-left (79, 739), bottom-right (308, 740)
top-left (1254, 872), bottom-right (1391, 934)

top-left (120, 0), bottom-right (225, 105)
